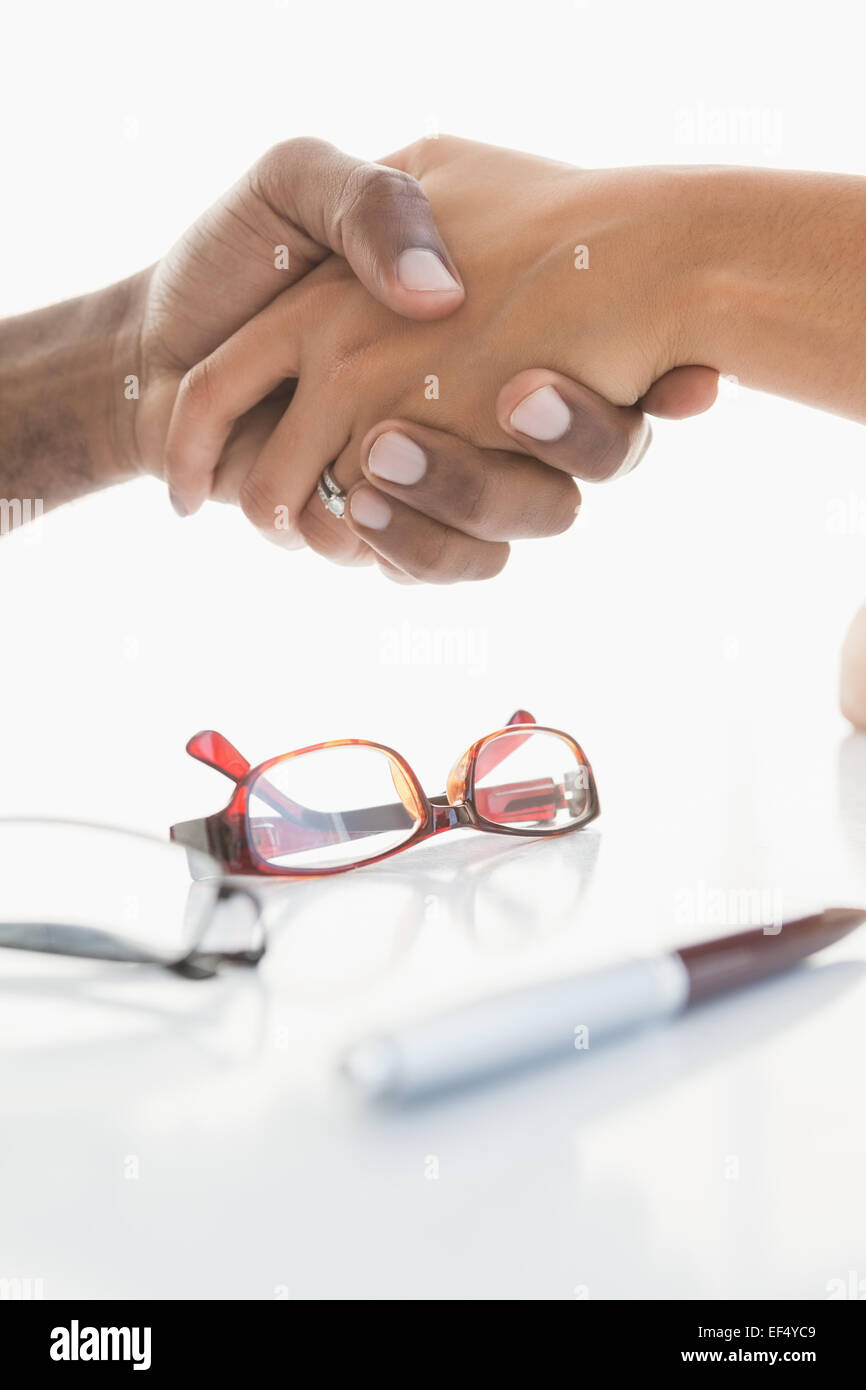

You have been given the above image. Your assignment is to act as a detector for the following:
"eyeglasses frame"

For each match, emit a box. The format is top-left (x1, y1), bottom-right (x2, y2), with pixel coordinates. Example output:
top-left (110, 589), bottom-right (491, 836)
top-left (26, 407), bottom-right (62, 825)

top-left (0, 816), bottom-right (265, 976)
top-left (170, 711), bottom-right (600, 878)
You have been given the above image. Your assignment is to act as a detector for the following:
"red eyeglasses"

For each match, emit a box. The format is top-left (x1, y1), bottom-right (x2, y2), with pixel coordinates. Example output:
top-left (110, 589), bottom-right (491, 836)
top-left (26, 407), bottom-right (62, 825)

top-left (170, 710), bottom-right (599, 877)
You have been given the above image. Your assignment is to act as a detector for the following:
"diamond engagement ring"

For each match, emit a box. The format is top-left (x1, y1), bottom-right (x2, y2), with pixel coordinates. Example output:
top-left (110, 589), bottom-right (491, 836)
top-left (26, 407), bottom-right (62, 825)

top-left (316, 464), bottom-right (346, 520)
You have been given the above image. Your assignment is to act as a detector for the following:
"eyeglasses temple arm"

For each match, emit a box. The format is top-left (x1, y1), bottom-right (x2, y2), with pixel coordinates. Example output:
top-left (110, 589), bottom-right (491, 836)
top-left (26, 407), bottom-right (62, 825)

top-left (170, 815), bottom-right (219, 862)
top-left (471, 710), bottom-right (537, 782)
top-left (434, 780), bottom-right (565, 824)
top-left (185, 730), bottom-right (309, 824)
top-left (186, 730), bottom-right (251, 781)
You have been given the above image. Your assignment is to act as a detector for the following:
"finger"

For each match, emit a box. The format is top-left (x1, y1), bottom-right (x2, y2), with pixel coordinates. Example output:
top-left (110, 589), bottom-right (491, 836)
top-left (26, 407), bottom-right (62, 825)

top-left (293, 446), bottom-right (375, 568)
top-left (354, 420), bottom-right (580, 541)
top-left (208, 396), bottom-right (299, 539)
top-left (186, 397), bottom-right (309, 552)
top-left (165, 289), bottom-right (304, 516)
top-left (292, 442), bottom-right (374, 567)
top-left (377, 559), bottom-right (422, 586)
top-left (496, 369), bottom-right (651, 483)
top-left (639, 365), bottom-right (719, 418)
top-left (253, 137), bottom-right (465, 321)
top-left (237, 381), bottom-right (372, 565)
top-left (343, 483), bottom-right (510, 585)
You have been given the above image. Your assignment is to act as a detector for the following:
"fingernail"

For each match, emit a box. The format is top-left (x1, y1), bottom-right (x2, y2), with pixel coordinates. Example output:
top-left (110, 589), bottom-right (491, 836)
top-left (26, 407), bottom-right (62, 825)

top-left (350, 487), bottom-right (392, 531)
top-left (396, 248), bottom-right (461, 294)
top-left (509, 385), bottom-right (571, 442)
top-left (169, 489), bottom-right (187, 518)
top-left (368, 431), bottom-right (427, 485)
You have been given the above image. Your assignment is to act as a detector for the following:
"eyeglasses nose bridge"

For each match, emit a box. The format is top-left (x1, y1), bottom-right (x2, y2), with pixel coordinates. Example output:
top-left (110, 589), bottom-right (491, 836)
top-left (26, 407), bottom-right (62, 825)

top-left (432, 801), bottom-right (474, 831)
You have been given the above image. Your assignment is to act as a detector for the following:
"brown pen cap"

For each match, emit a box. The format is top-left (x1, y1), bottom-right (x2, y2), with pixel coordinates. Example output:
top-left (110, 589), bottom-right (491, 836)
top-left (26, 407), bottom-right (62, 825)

top-left (678, 908), bottom-right (866, 1005)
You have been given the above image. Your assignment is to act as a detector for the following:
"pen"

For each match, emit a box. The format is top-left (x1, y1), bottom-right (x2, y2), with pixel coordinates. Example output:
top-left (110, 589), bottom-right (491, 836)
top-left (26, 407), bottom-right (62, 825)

top-left (341, 908), bottom-right (866, 1101)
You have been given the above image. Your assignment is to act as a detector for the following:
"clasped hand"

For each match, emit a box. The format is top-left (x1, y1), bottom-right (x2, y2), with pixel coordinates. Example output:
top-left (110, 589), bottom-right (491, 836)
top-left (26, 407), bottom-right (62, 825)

top-left (135, 136), bottom-right (717, 583)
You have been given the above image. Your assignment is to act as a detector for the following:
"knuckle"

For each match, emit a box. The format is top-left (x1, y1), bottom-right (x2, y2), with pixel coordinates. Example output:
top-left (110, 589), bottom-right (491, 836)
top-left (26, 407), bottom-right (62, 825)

top-left (254, 137), bottom-right (329, 197)
top-left (466, 542), bottom-right (510, 583)
top-left (377, 560), bottom-right (417, 585)
top-left (404, 524), bottom-right (507, 586)
top-left (456, 463), bottom-right (492, 532)
top-left (588, 420), bottom-right (632, 480)
top-left (279, 135), bottom-right (330, 161)
top-left (298, 496), bottom-right (369, 566)
top-left (339, 162), bottom-right (426, 227)
top-left (324, 342), bottom-right (371, 389)
top-left (394, 133), bottom-right (459, 171)
top-left (392, 137), bottom-right (427, 166)
top-left (239, 470), bottom-right (287, 533)
top-left (320, 329), bottom-right (384, 391)
top-left (328, 536), bottom-right (374, 566)
top-left (177, 357), bottom-right (218, 422)
top-left (532, 476), bottom-right (581, 536)
top-left (402, 524), bottom-right (452, 582)
top-left (290, 269), bottom-right (345, 329)
top-left (439, 543), bottom-right (509, 585)
top-left (404, 448), bottom-right (496, 536)
top-left (427, 133), bottom-right (462, 159)
top-left (301, 302), bottom-right (387, 391)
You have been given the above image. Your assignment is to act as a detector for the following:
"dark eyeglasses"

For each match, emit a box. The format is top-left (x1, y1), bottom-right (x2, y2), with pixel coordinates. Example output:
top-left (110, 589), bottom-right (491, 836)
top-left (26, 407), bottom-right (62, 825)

top-left (170, 709), bottom-right (600, 877)
top-left (0, 818), bottom-right (263, 976)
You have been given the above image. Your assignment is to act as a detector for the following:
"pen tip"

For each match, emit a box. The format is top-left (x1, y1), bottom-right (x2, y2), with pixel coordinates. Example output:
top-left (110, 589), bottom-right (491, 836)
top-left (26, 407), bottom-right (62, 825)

top-left (341, 1037), bottom-right (398, 1097)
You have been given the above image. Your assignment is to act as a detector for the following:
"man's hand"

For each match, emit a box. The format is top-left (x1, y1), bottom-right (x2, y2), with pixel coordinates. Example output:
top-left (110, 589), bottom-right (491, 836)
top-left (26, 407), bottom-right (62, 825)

top-left (133, 137), bottom-right (467, 512)
top-left (0, 137), bottom-right (464, 520)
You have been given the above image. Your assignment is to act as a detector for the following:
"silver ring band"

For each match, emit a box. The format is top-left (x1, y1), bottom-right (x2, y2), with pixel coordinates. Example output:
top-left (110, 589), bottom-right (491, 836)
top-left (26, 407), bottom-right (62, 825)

top-left (316, 464), bottom-right (346, 520)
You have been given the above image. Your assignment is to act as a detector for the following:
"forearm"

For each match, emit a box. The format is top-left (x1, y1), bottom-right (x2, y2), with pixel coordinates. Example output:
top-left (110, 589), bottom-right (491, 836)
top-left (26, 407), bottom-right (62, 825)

top-left (684, 167), bottom-right (866, 422)
top-left (0, 274), bottom-right (146, 519)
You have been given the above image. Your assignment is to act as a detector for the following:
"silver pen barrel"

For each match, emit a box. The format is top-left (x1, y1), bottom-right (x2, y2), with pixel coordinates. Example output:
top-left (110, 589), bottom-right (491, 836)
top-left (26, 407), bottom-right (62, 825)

top-left (342, 954), bottom-right (690, 1100)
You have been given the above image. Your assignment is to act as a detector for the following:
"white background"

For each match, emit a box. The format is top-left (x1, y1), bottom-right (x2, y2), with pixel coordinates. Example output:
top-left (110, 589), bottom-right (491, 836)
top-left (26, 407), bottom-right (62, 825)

top-left (2, 0), bottom-right (866, 1300)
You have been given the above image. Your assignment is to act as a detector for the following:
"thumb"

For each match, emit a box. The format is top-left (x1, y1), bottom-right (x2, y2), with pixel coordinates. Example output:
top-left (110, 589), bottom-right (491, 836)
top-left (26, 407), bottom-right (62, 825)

top-left (253, 137), bottom-right (465, 321)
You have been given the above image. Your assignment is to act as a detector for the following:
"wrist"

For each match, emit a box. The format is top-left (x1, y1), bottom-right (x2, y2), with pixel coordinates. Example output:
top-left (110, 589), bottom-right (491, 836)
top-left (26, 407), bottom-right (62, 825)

top-left (664, 166), bottom-right (751, 372)
top-left (617, 165), bottom-right (729, 384)
top-left (0, 273), bottom-right (149, 511)
top-left (100, 270), bottom-right (151, 483)
top-left (524, 165), bottom-right (722, 402)
top-left (662, 165), bottom-right (799, 379)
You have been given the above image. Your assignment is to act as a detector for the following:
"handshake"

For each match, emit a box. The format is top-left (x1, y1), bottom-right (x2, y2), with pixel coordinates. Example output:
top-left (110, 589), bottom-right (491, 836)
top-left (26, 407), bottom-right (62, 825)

top-left (129, 135), bottom-right (726, 584)
top-left (6, 136), bottom-right (866, 592)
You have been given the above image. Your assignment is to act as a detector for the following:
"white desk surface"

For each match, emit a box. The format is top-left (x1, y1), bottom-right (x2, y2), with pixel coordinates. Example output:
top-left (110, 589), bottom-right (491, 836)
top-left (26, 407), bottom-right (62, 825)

top-left (2, 700), bottom-right (866, 1300)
